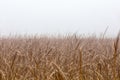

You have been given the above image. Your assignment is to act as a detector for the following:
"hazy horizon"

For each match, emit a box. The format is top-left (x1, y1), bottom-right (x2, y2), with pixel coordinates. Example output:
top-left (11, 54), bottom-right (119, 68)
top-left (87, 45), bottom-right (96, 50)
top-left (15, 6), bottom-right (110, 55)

top-left (0, 0), bottom-right (120, 36)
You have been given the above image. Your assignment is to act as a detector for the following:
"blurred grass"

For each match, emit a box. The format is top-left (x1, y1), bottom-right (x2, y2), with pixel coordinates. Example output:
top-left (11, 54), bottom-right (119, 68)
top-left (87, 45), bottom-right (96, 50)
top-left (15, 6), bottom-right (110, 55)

top-left (0, 33), bottom-right (119, 80)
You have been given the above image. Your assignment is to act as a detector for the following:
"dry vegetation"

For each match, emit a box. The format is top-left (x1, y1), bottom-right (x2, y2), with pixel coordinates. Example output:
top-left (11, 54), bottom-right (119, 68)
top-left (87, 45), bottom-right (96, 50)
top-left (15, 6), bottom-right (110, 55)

top-left (0, 33), bottom-right (120, 80)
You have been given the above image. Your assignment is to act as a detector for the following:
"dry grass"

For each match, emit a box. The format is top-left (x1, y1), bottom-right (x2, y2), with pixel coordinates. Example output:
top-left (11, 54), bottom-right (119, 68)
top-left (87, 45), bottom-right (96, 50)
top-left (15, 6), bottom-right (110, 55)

top-left (0, 33), bottom-right (120, 80)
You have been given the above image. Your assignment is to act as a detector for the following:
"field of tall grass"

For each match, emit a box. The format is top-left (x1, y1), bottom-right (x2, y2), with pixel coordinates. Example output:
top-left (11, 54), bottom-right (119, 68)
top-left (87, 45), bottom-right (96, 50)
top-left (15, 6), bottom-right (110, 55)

top-left (0, 33), bottom-right (120, 80)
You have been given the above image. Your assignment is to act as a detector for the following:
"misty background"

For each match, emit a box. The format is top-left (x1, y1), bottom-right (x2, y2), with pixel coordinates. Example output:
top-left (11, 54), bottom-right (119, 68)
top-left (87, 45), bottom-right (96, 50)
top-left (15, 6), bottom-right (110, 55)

top-left (0, 0), bottom-right (120, 36)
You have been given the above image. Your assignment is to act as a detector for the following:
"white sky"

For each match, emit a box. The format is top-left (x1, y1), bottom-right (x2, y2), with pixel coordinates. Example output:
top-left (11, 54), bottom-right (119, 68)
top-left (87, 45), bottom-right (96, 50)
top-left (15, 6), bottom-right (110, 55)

top-left (0, 0), bottom-right (120, 36)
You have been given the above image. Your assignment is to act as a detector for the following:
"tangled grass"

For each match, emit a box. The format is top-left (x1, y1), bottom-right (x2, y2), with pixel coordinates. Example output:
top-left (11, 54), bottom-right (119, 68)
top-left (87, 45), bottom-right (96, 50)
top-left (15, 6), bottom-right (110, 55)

top-left (0, 33), bottom-right (120, 80)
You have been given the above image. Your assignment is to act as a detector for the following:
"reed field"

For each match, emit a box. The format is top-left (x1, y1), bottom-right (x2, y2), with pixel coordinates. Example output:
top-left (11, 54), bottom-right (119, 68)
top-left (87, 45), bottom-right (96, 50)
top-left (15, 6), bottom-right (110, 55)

top-left (0, 33), bottom-right (120, 80)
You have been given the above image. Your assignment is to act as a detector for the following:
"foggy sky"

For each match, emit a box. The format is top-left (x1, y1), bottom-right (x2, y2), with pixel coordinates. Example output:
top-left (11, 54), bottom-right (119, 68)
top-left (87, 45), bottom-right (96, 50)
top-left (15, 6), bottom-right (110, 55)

top-left (0, 0), bottom-right (120, 36)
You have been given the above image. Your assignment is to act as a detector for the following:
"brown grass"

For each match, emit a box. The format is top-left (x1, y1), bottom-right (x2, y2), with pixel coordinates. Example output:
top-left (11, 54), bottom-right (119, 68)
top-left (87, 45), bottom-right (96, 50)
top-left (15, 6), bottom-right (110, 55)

top-left (0, 33), bottom-right (120, 80)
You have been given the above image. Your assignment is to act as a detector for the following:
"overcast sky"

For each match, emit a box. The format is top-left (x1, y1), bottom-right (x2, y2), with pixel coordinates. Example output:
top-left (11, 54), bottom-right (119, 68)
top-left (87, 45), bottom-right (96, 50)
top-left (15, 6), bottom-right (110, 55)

top-left (0, 0), bottom-right (120, 36)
